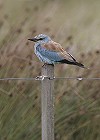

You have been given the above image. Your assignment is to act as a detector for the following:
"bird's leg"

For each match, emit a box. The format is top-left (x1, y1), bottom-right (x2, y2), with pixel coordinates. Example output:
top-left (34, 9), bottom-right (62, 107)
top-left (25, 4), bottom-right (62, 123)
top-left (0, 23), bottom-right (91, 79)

top-left (42, 63), bottom-right (47, 67)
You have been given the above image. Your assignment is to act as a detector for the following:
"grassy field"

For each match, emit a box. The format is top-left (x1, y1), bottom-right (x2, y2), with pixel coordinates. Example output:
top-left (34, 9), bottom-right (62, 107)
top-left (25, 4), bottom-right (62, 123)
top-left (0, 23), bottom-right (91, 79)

top-left (0, 0), bottom-right (100, 140)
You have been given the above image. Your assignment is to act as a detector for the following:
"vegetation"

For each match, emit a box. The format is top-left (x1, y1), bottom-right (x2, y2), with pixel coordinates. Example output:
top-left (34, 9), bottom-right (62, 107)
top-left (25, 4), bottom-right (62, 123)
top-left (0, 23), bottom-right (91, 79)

top-left (0, 0), bottom-right (100, 139)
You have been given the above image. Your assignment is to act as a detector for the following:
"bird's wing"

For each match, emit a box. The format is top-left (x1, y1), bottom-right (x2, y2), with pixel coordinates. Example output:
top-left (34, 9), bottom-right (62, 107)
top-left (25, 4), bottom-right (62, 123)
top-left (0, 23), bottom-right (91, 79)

top-left (67, 52), bottom-right (76, 62)
top-left (42, 41), bottom-right (76, 62)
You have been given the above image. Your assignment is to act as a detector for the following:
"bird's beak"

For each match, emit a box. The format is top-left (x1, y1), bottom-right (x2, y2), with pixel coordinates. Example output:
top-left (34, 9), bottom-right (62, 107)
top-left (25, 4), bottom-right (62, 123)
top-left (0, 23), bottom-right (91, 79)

top-left (28, 38), bottom-right (38, 42)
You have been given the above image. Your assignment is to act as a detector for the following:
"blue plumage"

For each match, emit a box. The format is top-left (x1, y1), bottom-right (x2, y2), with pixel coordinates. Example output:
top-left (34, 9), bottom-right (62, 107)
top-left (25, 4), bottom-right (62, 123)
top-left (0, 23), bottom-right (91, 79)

top-left (34, 44), bottom-right (63, 64)
top-left (28, 34), bottom-right (85, 68)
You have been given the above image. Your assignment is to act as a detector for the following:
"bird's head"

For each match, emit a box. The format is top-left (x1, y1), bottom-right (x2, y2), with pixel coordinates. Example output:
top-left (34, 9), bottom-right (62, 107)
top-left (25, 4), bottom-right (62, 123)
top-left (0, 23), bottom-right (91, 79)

top-left (28, 34), bottom-right (51, 44)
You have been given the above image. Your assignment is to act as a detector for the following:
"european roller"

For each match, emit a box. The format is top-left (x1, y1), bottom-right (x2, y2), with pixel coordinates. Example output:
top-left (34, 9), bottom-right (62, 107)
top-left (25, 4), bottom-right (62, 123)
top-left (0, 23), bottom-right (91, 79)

top-left (28, 34), bottom-right (85, 68)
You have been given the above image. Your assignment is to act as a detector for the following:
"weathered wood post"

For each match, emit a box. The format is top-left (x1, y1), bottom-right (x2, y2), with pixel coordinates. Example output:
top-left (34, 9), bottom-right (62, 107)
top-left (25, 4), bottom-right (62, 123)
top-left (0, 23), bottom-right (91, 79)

top-left (41, 64), bottom-right (54, 140)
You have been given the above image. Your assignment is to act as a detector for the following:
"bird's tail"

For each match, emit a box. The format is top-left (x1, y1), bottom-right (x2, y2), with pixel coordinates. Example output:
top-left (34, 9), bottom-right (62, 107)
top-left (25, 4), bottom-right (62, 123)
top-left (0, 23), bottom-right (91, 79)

top-left (74, 61), bottom-right (88, 69)
top-left (57, 59), bottom-right (89, 69)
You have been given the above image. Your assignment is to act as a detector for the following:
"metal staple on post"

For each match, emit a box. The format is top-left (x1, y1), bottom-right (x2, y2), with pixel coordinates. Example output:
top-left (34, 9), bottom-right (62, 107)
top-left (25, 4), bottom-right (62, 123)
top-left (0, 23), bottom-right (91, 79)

top-left (41, 64), bottom-right (54, 140)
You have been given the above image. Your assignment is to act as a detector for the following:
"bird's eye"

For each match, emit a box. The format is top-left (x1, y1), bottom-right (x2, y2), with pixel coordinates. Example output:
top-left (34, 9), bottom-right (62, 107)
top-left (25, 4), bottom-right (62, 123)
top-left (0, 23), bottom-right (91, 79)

top-left (38, 37), bottom-right (45, 40)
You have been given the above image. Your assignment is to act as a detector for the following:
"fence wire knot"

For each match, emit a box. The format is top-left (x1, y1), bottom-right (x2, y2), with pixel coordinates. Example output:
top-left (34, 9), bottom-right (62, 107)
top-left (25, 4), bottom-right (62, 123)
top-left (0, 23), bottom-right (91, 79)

top-left (35, 76), bottom-right (55, 80)
top-left (77, 77), bottom-right (83, 81)
top-left (35, 75), bottom-right (48, 80)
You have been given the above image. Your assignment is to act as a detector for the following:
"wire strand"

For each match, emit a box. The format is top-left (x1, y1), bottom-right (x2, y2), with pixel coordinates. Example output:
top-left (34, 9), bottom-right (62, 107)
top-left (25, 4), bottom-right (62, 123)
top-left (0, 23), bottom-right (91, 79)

top-left (0, 78), bottom-right (36, 81)
top-left (54, 77), bottom-right (100, 80)
top-left (0, 76), bottom-right (100, 81)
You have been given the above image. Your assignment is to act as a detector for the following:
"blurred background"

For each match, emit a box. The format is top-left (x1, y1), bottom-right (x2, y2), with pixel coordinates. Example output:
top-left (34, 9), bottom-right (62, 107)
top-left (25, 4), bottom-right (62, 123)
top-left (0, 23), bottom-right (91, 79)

top-left (0, 0), bottom-right (100, 140)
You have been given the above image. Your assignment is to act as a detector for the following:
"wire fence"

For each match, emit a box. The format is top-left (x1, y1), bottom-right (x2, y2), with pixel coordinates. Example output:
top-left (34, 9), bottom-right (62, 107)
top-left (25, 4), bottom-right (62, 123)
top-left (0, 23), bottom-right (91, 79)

top-left (0, 76), bottom-right (100, 81)
top-left (0, 65), bottom-right (100, 140)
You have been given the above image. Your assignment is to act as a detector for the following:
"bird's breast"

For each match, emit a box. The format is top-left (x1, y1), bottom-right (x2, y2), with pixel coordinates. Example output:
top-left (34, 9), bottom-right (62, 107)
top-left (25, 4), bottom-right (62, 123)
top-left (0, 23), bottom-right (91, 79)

top-left (34, 44), bottom-right (45, 54)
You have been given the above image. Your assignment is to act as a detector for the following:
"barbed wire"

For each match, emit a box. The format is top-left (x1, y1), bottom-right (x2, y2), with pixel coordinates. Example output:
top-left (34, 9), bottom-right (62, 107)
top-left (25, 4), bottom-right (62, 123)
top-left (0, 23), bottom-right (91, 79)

top-left (0, 76), bottom-right (100, 81)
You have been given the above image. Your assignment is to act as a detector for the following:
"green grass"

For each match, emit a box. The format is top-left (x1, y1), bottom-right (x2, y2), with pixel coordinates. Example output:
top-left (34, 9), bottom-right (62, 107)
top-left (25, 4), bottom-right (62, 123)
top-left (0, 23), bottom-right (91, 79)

top-left (0, 0), bottom-right (100, 139)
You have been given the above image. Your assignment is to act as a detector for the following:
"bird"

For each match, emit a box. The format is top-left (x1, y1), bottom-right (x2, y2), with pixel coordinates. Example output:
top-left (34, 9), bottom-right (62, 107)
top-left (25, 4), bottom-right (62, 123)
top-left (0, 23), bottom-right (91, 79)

top-left (28, 34), bottom-right (85, 68)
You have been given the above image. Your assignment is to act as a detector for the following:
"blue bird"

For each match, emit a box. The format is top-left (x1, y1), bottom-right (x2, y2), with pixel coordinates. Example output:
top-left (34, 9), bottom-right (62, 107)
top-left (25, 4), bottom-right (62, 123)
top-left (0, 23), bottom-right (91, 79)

top-left (28, 34), bottom-right (85, 68)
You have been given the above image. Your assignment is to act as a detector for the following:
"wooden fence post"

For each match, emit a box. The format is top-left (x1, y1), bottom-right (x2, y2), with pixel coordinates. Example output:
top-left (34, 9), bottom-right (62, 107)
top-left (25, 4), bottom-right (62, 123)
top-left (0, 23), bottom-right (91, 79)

top-left (41, 64), bottom-right (54, 140)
